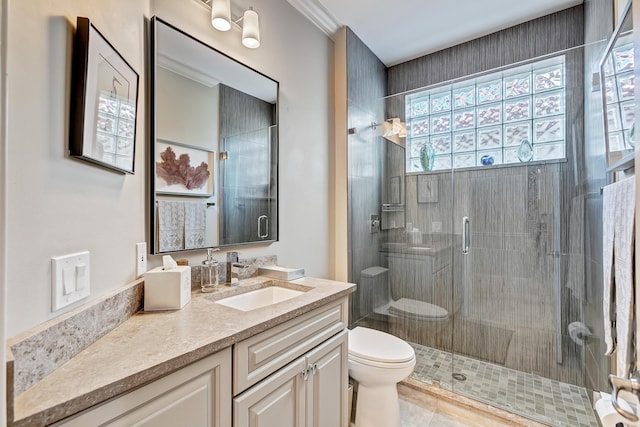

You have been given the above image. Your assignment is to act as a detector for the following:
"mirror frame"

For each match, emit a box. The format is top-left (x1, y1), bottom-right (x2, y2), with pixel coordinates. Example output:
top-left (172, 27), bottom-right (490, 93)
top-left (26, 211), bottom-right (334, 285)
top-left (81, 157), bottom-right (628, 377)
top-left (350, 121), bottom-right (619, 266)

top-left (599, 0), bottom-right (634, 169)
top-left (149, 16), bottom-right (279, 254)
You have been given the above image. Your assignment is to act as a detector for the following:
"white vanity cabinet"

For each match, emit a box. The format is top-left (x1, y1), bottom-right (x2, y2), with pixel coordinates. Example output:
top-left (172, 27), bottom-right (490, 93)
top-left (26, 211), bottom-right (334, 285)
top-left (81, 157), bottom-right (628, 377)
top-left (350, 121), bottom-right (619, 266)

top-left (233, 297), bottom-right (350, 427)
top-left (54, 348), bottom-right (232, 427)
top-left (234, 329), bottom-right (348, 427)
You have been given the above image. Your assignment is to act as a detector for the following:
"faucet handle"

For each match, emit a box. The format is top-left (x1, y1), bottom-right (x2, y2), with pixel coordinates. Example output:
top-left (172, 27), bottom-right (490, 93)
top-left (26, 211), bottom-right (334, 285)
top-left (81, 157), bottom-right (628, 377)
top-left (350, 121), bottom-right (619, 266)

top-left (227, 251), bottom-right (239, 263)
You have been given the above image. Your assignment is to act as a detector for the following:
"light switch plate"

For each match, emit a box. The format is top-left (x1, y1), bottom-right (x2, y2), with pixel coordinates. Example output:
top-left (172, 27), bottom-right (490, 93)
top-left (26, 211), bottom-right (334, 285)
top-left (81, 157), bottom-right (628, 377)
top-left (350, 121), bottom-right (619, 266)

top-left (136, 242), bottom-right (147, 278)
top-left (51, 251), bottom-right (90, 311)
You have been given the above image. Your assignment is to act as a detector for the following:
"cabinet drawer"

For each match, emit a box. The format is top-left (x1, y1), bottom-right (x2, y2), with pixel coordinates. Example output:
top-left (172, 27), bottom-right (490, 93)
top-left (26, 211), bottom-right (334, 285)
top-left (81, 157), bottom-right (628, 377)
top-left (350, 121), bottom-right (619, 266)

top-left (234, 297), bottom-right (348, 394)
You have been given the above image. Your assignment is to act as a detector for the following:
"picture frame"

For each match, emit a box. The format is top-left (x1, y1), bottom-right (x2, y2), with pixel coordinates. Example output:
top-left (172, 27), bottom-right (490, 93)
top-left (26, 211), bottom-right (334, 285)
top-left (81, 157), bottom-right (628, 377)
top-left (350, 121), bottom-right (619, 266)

top-left (155, 140), bottom-right (215, 197)
top-left (69, 17), bottom-right (139, 174)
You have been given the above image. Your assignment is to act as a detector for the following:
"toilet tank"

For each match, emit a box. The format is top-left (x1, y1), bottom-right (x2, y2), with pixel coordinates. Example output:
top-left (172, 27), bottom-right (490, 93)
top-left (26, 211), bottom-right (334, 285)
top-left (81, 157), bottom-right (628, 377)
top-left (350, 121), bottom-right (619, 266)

top-left (359, 266), bottom-right (390, 316)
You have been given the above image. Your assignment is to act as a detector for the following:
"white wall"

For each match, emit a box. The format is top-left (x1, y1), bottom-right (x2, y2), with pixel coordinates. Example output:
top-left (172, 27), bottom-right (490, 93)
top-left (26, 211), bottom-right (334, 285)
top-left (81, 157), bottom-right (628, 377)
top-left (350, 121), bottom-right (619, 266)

top-left (5, 0), bottom-right (333, 337)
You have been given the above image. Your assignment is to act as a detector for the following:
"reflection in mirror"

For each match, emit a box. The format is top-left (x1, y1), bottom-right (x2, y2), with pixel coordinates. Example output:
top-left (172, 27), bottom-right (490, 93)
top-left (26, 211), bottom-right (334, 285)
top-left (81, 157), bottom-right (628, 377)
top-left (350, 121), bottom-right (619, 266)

top-left (150, 17), bottom-right (278, 254)
top-left (599, 0), bottom-right (634, 169)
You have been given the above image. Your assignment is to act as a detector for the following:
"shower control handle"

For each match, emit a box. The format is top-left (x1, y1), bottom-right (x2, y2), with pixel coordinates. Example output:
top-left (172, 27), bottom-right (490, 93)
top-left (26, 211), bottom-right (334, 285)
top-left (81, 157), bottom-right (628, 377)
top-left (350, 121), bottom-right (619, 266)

top-left (462, 217), bottom-right (470, 254)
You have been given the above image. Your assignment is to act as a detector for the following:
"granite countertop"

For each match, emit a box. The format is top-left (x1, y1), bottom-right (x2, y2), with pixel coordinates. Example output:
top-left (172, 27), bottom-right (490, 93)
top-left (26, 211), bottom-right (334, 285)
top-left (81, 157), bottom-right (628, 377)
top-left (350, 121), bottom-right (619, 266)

top-left (11, 276), bottom-right (355, 426)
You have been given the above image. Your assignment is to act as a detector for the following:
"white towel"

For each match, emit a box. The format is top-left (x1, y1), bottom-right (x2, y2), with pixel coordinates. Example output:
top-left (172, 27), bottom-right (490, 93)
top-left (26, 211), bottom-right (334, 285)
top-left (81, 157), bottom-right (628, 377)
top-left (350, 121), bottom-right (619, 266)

top-left (184, 202), bottom-right (207, 249)
top-left (157, 201), bottom-right (185, 252)
top-left (602, 177), bottom-right (636, 377)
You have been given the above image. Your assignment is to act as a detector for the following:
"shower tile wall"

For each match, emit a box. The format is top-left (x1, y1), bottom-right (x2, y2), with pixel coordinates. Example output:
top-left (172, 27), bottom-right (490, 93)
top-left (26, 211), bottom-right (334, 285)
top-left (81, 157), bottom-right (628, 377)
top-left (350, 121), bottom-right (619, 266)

top-left (583, 0), bottom-right (613, 392)
top-left (383, 4), bottom-right (597, 391)
top-left (345, 28), bottom-right (388, 322)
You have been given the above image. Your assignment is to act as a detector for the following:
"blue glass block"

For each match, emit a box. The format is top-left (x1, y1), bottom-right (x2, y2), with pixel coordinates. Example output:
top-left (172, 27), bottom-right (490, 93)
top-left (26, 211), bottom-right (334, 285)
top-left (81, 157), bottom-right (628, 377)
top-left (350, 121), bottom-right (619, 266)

top-left (430, 134), bottom-right (452, 154)
top-left (620, 101), bottom-right (635, 130)
top-left (453, 108), bottom-right (475, 130)
top-left (431, 92), bottom-right (451, 113)
top-left (454, 152), bottom-right (476, 168)
top-left (613, 44), bottom-right (634, 74)
top-left (433, 155), bottom-right (452, 171)
top-left (477, 126), bottom-right (502, 149)
top-left (504, 73), bottom-right (531, 98)
top-left (503, 122), bottom-right (531, 147)
top-left (533, 142), bottom-right (564, 161)
top-left (503, 97), bottom-right (531, 122)
top-left (605, 76), bottom-right (619, 104)
top-left (534, 116), bottom-right (564, 143)
top-left (411, 118), bottom-right (429, 136)
top-left (453, 131), bottom-right (475, 152)
top-left (606, 104), bottom-right (622, 132)
top-left (477, 80), bottom-right (502, 104)
top-left (453, 86), bottom-right (475, 109)
top-left (608, 131), bottom-right (626, 151)
top-left (503, 147), bottom-right (520, 164)
top-left (477, 103), bottom-right (502, 127)
top-left (533, 65), bottom-right (563, 92)
top-left (533, 90), bottom-right (564, 117)
top-left (412, 99), bottom-right (429, 117)
top-left (430, 113), bottom-right (451, 134)
top-left (616, 72), bottom-right (635, 101)
top-left (409, 139), bottom-right (428, 157)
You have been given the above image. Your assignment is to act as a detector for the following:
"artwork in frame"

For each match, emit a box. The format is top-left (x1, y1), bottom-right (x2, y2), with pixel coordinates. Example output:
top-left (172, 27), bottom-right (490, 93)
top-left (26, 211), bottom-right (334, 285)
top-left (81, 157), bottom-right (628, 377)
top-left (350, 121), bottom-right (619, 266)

top-left (69, 17), bottom-right (139, 174)
top-left (155, 140), bottom-right (215, 197)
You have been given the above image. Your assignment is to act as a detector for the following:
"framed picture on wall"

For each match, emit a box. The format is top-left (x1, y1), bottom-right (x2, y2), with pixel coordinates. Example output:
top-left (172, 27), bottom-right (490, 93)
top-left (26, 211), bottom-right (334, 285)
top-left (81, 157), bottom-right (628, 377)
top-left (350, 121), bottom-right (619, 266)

top-left (69, 17), bottom-right (139, 174)
top-left (155, 140), bottom-right (215, 197)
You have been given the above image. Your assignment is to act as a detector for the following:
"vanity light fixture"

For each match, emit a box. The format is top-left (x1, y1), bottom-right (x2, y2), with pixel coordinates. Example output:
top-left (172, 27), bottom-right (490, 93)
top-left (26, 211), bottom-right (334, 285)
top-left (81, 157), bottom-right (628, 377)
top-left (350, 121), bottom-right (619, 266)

top-left (204, 0), bottom-right (261, 49)
top-left (211, 0), bottom-right (232, 31)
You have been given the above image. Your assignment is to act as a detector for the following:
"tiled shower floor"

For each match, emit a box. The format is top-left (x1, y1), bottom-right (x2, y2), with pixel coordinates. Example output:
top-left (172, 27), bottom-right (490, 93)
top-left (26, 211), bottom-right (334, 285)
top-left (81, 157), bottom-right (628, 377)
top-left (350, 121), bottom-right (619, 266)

top-left (410, 343), bottom-right (599, 427)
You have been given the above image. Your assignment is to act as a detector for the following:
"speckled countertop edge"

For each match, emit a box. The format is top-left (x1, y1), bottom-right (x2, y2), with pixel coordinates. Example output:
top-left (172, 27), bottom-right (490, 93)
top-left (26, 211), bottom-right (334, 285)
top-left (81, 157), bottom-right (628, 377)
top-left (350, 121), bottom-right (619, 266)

top-left (11, 276), bottom-right (355, 427)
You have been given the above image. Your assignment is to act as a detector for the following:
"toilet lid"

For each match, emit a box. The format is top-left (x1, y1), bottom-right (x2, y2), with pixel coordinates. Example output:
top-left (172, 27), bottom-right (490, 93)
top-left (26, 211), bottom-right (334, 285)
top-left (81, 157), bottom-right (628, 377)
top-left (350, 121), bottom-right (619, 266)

top-left (348, 327), bottom-right (414, 363)
top-left (388, 298), bottom-right (448, 320)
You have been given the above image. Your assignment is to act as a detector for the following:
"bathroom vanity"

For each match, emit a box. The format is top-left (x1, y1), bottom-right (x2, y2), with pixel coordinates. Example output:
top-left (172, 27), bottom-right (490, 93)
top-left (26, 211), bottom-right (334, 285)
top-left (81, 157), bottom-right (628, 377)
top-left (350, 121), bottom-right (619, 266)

top-left (7, 276), bottom-right (355, 427)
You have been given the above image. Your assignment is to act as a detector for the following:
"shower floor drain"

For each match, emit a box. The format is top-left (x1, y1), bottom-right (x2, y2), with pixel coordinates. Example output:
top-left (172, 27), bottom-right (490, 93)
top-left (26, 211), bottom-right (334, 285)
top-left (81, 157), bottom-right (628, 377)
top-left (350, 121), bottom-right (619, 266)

top-left (452, 373), bottom-right (467, 381)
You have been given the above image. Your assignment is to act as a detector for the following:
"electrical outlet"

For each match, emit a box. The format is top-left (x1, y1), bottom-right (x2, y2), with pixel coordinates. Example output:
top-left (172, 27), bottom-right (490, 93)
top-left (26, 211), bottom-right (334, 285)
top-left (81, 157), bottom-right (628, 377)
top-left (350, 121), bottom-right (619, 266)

top-left (136, 242), bottom-right (147, 278)
top-left (51, 251), bottom-right (90, 312)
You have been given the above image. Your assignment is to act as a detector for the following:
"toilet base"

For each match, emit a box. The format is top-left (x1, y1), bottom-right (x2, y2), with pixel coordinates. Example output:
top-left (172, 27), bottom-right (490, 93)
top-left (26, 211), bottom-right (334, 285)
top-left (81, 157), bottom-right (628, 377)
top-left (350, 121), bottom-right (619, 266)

top-left (354, 383), bottom-right (401, 427)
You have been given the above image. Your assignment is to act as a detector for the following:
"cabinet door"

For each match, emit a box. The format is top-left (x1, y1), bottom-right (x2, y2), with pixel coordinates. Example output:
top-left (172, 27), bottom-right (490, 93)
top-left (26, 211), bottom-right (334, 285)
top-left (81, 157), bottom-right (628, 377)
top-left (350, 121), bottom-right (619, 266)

top-left (234, 357), bottom-right (306, 427)
top-left (305, 330), bottom-right (348, 427)
top-left (56, 348), bottom-right (232, 427)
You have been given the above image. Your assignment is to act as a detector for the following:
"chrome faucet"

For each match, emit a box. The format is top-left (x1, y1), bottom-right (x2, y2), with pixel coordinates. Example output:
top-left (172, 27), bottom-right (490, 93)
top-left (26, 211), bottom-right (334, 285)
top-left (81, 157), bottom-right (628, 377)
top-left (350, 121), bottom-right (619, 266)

top-left (226, 251), bottom-right (250, 285)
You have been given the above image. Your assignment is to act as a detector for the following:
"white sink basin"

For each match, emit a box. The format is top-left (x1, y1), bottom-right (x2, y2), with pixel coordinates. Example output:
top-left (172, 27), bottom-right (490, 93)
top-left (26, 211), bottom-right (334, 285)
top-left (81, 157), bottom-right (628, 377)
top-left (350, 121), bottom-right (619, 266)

top-left (215, 286), bottom-right (306, 311)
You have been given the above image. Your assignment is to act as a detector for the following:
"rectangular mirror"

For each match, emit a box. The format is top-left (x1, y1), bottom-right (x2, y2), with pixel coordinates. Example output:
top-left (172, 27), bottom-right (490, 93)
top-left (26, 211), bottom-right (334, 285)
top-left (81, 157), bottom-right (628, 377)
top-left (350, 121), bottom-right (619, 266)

top-left (150, 17), bottom-right (278, 254)
top-left (599, 0), bottom-right (634, 170)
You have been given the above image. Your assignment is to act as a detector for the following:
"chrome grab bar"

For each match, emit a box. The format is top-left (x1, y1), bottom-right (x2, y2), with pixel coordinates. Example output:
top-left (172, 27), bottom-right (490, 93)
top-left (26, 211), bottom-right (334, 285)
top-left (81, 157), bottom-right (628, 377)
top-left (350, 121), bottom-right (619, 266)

top-left (609, 372), bottom-right (640, 421)
top-left (462, 216), bottom-right (470, 254)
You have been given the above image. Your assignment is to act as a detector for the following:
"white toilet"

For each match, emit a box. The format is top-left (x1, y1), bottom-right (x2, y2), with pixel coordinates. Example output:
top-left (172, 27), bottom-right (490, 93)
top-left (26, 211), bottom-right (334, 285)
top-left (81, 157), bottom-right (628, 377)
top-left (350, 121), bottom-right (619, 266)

top-left (359, 266), bottom-right (449, 322)
top-left (348, 326), bottom-right (416, 427)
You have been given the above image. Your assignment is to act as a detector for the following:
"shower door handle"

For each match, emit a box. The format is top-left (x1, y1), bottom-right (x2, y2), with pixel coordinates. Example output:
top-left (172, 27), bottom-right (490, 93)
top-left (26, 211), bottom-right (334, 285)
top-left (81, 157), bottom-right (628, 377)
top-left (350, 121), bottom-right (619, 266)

top-left (258, 215), bottom-right (269, 239)
top-left (462, 217), bottom-right (470, 254)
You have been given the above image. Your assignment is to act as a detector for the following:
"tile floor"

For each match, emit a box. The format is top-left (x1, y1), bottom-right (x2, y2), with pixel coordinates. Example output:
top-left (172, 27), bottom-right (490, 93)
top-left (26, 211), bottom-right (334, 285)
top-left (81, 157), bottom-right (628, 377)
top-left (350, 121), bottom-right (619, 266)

top-left (410, 343), bottom-right (599, 427)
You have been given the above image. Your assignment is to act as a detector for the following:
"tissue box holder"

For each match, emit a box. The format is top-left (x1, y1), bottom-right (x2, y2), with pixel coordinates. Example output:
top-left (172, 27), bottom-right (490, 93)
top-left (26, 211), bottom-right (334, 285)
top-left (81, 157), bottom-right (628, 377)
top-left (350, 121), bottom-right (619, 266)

top-left (258, 265), bottom-right (305, 281)
top-left (144, 266), bottom-right (191, 310)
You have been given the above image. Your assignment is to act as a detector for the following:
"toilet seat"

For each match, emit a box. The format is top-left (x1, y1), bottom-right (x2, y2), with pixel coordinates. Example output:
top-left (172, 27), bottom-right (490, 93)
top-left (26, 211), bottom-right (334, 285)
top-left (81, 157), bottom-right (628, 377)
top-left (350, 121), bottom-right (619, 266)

top-left (348, 327), bottom-right (415, 367)
top-left (388, 298), bottom-right (448, 321)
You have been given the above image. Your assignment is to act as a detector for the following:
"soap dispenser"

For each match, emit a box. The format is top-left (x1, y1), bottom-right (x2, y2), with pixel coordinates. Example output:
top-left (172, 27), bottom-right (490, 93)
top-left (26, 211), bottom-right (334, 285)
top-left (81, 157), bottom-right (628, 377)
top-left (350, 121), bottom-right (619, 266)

top-left (201, 248), bottom-right (219, 293)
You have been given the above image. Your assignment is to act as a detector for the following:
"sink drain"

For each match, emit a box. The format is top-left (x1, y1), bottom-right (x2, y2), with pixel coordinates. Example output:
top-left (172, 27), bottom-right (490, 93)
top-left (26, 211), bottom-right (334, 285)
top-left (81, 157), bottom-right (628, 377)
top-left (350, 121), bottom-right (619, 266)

top-left (452, 373), bottom-right (467, 381)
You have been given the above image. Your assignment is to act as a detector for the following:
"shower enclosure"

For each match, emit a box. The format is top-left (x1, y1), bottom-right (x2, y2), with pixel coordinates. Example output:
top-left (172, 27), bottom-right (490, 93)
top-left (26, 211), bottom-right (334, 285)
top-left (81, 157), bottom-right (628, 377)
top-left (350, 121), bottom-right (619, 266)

top-left (347, 44), bottom-right (608, 426)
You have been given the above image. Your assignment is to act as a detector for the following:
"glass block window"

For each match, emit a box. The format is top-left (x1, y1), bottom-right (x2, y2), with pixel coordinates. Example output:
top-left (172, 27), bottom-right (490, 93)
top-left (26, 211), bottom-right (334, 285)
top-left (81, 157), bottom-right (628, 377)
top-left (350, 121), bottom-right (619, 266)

top-left (405, 56), bottom-right (566, 172)
top-left (96, 90), bottom-right (136, 170)
top-left (602, 43), bottom-right (635, 152)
